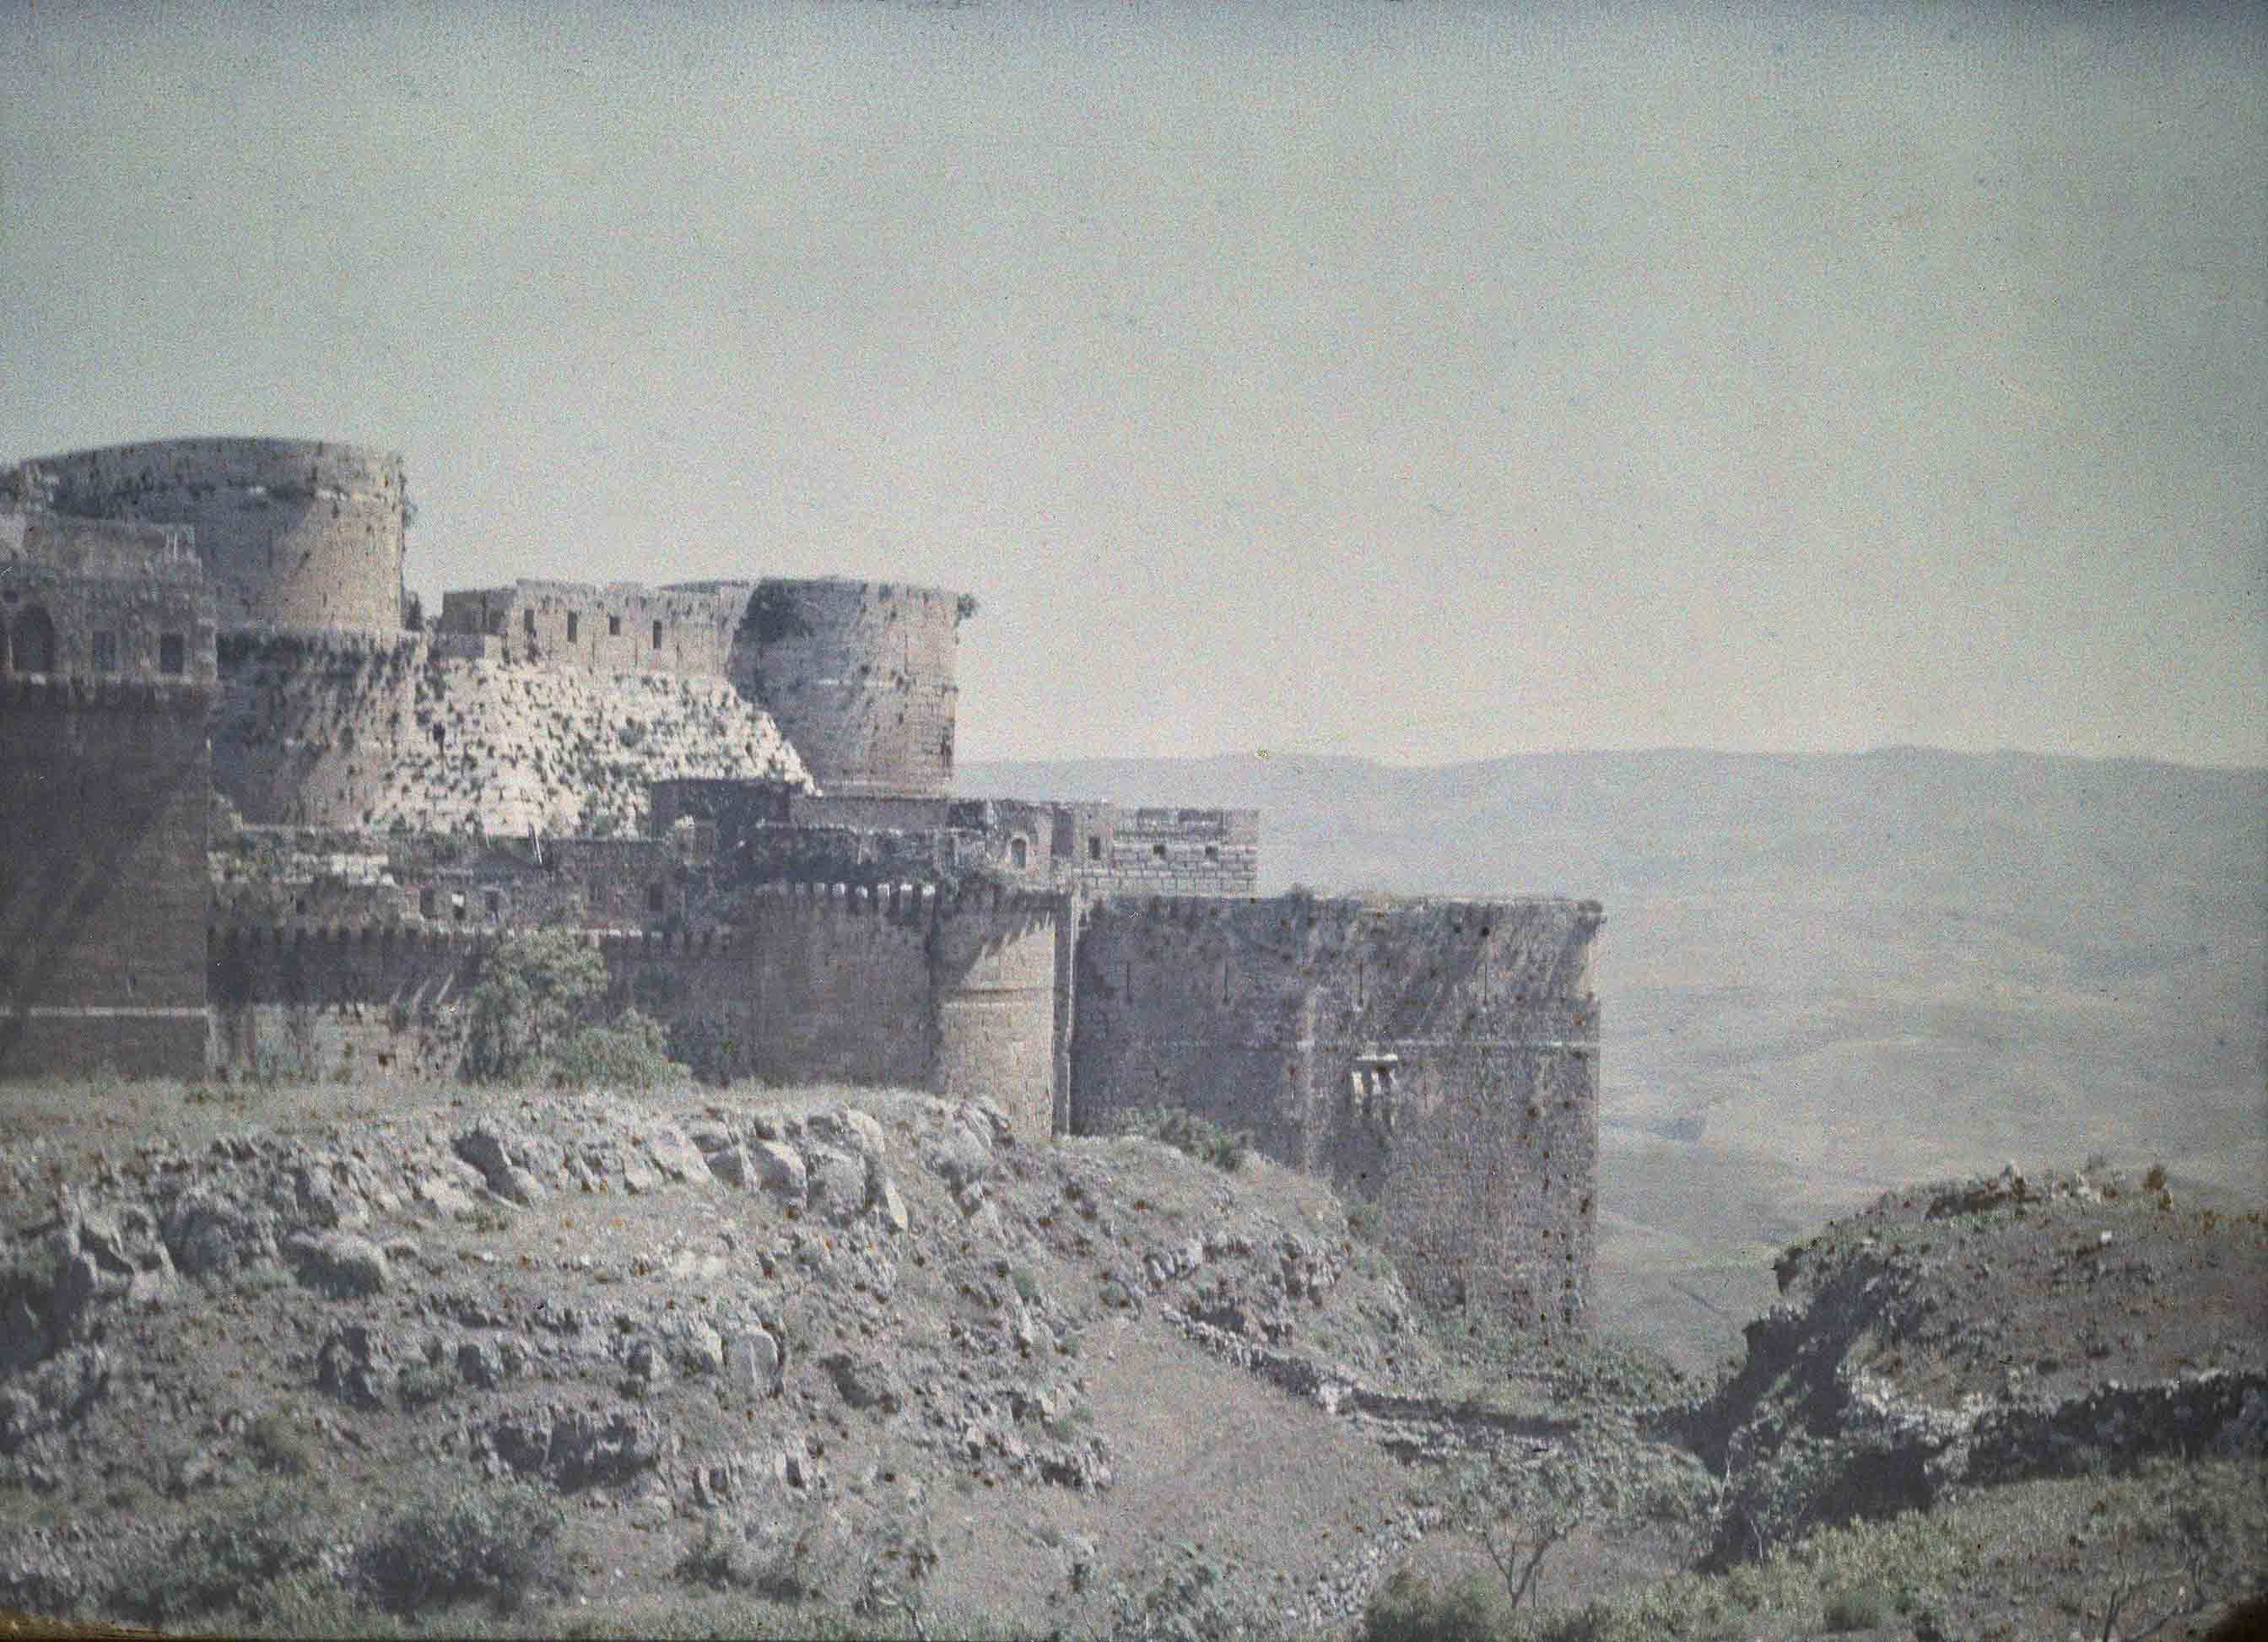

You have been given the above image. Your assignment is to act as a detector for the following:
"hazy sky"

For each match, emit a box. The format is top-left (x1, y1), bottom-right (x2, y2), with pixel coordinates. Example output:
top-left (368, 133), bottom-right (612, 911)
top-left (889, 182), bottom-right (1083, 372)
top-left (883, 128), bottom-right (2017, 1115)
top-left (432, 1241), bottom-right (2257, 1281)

top-left (3, 1), bottom-right (2262, 768)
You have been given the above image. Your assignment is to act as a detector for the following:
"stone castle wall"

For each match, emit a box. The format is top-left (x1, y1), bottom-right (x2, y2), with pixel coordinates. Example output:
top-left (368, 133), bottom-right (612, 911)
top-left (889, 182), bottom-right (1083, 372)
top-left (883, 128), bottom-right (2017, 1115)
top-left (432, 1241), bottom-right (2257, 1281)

top-left (20, 438), bottom-right (407, 632)
top-left (1070, 894), bottom-right (1602, 1334)
top-left (1054, 804), bottom-right (1261, 897)
top-left (0, 677), bottom-right (213, 1079)
top-left (208, 883), bottom-right (1065, 1141)
top-left (438, 581), bottom-right (740, 678)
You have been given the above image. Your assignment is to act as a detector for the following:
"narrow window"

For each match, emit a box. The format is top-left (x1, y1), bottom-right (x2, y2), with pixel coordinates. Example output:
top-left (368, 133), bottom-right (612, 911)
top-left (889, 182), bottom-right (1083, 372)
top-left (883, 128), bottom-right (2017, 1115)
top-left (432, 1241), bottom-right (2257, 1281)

top-left (159, 633), bottom-right (186, 675)
top-left (608, 614), bottom-right (623, 637)
top-left (484, 889), bottom-right (501, 917)
top-left (1152, 843), bottom-right (1167, 860)
top-left (523, 608), bottom-right (536, 637)
top-left (1009, 836), bottom-right (1029, 869)
top-left (91, 631), bottom-right (117, 672)
top-left (1088, 836), bottom-right (1102, 862)
top-left (1205, 845), bottom-right (1220, 862)
top-left (651, 620), bottom-right (663, 651)
top-left (418, 887), bottom-right (436, 918)
top-left (451, 892), bottom-right (467, 922)
top-left (647, 883), bottom-right (665, 913)
top-left (430, 722), bottom-right (446, 749)
top-left (566, 613), bottom-right (579, 643)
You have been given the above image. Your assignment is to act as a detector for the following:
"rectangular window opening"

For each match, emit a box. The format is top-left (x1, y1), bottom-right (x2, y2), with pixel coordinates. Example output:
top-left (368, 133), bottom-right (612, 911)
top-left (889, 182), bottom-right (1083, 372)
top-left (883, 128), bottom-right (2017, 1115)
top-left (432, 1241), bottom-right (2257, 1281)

top-left (158, 634), bottom-right (186, 675)
top-left (608, 614), bottom-right (623, 637)
top-left (1088, 837), bottom-right (1102, 862)
top-left (92, 631), bottom-right (117, 672)
top-left (484, 889), bottom-right (501, 917)
top-left (566, 613), bottom-right (579, 643)
top-left (647, 883), bottom-right (666, 913)
top-left (651, 620), bottom-right (664, 651)
top-left (523, 608), bottom-right (536, 637)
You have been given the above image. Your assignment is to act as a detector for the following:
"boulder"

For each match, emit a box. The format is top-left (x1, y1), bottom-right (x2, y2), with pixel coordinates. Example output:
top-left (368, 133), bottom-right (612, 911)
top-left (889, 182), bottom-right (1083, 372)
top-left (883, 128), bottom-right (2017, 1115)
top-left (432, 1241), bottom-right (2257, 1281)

top-left (316, 1324), bottom-right (395, 1409)
top-left (705, 1144), bottom-right (751, 1191)
top-left (285, 1230), bottom-right (392, 1299)
top-left (811, 1107), bottom-right (888, 1162)
top-left (160, 1186), bottom-right (278, 1277)
top-left (752, 1142), bottom-right (807, 1207)
top-left (805, 1146), bottom-right (867, 1225)
top-left (643, 1125), bottom-right (707, 1184)
top-left (821, 1350), bottom-right (905, 1415)
top-left (453, 1123), bottom-right (548, 1207)
top-left (722, 1329), bottom-right (782, 1398)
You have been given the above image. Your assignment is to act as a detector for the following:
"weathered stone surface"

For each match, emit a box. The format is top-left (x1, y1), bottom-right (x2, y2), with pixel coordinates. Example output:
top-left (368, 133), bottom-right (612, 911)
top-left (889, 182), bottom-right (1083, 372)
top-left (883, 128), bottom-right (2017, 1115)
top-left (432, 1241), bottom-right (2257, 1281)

top-left (643, 1125), bottom-right (706, 1184)
top-left (723, 1330), bottom-right (781, 1397)
top-left (812, 1107), bottom-right (887, 1162)
top-left (481, 1401), bottom-right (667, 1485)
top-left (705, 1143), bottom-right (751, 1190)
top-left (805, 1145), bottom-right (867, 1224)
top-left (453, 1123), bottom-right (548, 1207)
top-left (752, 1142), bottom-right (807, 1207)
top-left (821, 1350), bottom-right (905, 1414)
top-left (0, 1347), bottom-right (109, 1455)
top-left (285, 1229), bottom-right (391, 1298)
top-left (316, 1324), bottom-right (394, 1409)
top-left (875, 1179), bottom-right (910, 1235)
top-left (160, 1186), bottom-right (278, 1277)
top-left (674, 1321), bottom-right (726, 1376)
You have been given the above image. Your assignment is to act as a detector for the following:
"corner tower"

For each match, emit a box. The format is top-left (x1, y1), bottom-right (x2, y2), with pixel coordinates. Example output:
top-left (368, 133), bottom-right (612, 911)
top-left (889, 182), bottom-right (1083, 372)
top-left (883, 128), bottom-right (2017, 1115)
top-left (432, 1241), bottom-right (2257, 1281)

top-left (19, 437), bottom-right (407, 632)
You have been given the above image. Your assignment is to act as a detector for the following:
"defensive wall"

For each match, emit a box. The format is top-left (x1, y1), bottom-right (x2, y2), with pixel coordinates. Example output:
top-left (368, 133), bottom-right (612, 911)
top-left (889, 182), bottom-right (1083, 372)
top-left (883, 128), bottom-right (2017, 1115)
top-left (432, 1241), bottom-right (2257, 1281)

top-left (437, 581), bottom-right (740, 678)
top-left (1071, 894), bottom-right (1602, 1333)
top-left (0, 513), bottom-right (216, 1079)
top-left (14, 438), bottom-right (408, 633)
top-left (207, 882), bottom-right (1064, 1141)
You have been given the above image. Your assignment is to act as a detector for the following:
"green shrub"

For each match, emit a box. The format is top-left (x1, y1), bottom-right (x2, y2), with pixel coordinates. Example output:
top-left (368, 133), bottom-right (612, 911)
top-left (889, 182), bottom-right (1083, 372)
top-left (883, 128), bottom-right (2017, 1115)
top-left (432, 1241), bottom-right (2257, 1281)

top-left (463, 928), bottom-right (608, 1083)
top-left (396, 1363), bottom-right (456, 1409)
top-left (246, 1410), bottom-right (314, 1477)
top-left (111, 1482), bottom-right (326, 1623)
top-left (1360, 1566), bottom-right (1510, 1642)
top-left (1113, 1105), bottom-right (1254, 1173)
top-left (357, 1480), bottom-right (570, 1615)
top-left (549, 1007), bottom-right (687, 1091)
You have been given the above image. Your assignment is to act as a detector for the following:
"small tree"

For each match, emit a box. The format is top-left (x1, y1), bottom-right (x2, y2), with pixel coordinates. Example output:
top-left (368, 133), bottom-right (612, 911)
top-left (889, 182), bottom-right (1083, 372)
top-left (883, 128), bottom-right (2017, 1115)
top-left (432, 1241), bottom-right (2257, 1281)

top-left (462, 929), bottom-right (607, 1083)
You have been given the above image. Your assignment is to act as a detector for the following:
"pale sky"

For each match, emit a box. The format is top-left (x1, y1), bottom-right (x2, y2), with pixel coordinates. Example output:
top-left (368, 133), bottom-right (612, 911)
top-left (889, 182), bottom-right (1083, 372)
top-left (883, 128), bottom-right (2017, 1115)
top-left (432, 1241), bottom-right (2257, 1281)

top-left (3, 0), bottom-right (2262, 768)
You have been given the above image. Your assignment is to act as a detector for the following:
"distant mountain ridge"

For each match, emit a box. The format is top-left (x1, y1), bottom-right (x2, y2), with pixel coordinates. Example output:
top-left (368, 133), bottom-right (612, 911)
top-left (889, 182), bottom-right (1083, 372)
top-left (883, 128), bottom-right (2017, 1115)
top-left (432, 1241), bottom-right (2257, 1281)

top-left (962, 746), bottom-right (2268, 1366)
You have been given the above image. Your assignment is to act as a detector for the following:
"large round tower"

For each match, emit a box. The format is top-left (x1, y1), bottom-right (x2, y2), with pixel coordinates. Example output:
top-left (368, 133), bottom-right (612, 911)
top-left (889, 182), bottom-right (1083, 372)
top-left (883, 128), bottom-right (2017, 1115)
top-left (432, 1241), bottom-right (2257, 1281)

top-left (24, 437), bottom-right (407, 632)
top-left (729, 578), bottom-right (964, 799)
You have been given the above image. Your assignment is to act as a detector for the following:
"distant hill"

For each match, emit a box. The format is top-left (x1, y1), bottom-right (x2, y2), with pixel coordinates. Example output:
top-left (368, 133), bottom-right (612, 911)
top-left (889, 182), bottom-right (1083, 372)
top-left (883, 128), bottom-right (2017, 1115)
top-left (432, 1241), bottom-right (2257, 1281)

top-left (962, 748), bottom-right (2268, 1368)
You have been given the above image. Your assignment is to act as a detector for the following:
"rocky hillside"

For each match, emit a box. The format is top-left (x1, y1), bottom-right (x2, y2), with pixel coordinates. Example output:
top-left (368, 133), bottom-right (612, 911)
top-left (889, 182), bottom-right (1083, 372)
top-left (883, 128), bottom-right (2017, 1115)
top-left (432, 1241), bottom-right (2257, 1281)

top-left (2, 1079), bottom-right (2261, 1641)
top-left (0, 1081), bottom-right (1485, 1638)
top-left (366, 660), bottom-right (813, 837)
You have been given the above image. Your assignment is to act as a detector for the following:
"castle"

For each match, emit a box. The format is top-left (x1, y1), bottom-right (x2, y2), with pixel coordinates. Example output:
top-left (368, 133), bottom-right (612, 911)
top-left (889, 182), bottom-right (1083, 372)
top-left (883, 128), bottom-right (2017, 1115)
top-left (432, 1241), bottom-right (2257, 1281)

top-left (0, 435), bottom-right (1601, 1332)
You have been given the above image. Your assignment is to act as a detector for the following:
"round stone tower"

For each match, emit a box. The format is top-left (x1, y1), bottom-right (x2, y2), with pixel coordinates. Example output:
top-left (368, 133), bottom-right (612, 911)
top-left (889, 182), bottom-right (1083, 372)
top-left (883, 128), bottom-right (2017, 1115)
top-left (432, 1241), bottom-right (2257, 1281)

top-left (730, 578), bottom-right (964, 799)
top-left (24, 437), bottom-right (407, 632)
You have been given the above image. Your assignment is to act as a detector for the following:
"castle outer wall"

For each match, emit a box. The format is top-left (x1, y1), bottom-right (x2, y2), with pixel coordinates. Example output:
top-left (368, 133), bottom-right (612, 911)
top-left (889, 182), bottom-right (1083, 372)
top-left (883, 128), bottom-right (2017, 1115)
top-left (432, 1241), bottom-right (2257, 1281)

top-left (19, 439), bottom-right (408, 633)
top-left (1070, 894), bottom-right (1602, 1333)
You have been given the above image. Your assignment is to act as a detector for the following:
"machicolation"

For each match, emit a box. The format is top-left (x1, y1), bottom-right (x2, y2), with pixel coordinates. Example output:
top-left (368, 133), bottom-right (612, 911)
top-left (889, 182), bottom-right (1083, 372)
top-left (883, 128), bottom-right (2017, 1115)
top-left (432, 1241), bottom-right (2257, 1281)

top-left (0, 435), bottom-right (1602, 1335)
